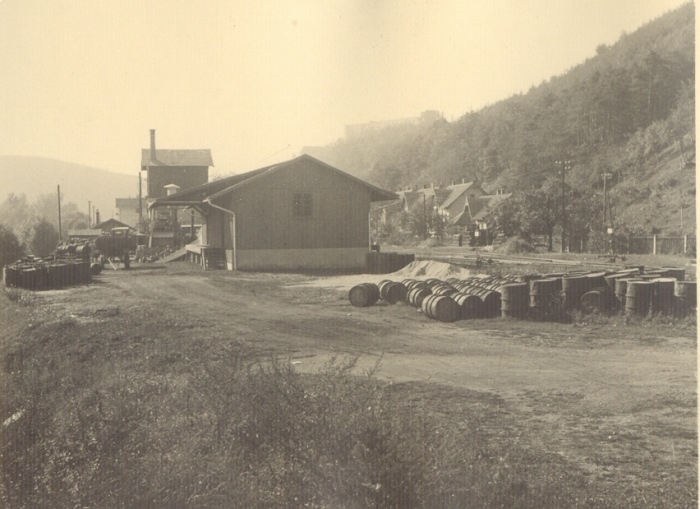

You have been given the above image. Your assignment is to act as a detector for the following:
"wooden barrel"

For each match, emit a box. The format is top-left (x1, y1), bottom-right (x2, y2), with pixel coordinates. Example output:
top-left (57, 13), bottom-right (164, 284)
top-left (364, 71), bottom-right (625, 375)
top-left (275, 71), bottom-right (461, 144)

top-left (615, 277), bottom-right (640, 307)
top-left (476, 289), bottom-right (501, 318)
top-left (604, 273), bottom-right (625, 290)
top-left (579, 286), bottom-right (616, 314)
top-left (432, 285), bottom-right (458, 297)
top-left (378, 280), bottom-right (403, 304)
top-left (529, 278), bottom-right (558, 309)
top-left (349, 283), bottom-right (380, 307)
top-left (500, 283), bottom-right (529, 318)
top-left (665, 268), bottom-right (685, 281)
top-left (21, 267), bottom-right (37, 291)
top-left (407, 287), bottom-right (431, 308)
top-left (645, 269), bottom-right (671, 278)
top-left (562, 275), bottom-right (588, 309)
top-left (626, 281), bottom-right (654, 316)
top-left (35, 266), bottom-right (47, 290)
top-left (674, 281), bottom-right (697, 315)
top-left (453, 292), bottom-right (484, 319)
top-left (4, 266), bottom-right (12, 287)
top-left (651, 278), bottom-right (675, 315)
top-left (421, 294), bottom-right (461, 322)
top-left (83, 261), bottom-right (93, 283)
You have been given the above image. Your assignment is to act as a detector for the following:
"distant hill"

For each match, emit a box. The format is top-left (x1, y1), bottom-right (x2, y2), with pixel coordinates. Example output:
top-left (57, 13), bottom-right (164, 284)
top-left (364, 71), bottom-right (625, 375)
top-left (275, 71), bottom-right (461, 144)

top-left (303, 2), bottom-right (695, 236)
top-left (0, 156), bottom-right (139, 220)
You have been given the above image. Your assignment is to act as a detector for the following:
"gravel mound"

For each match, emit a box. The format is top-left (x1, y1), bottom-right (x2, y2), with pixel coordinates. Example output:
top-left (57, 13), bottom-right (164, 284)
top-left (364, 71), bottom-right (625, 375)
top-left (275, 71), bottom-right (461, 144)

top-left (290, 261), bottom-right (474, 291)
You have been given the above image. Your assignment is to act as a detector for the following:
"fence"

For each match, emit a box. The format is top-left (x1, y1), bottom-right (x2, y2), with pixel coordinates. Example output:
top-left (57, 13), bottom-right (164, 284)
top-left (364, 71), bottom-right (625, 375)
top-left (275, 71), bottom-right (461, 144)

top-left (627, 235), bottom-right (696, 256)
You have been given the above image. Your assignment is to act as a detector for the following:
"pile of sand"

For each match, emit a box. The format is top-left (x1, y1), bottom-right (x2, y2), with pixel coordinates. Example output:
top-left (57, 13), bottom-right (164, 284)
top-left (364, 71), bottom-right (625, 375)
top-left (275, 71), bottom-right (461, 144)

top-left (288, 260), bottom-right (475, 292)
top-left (390, 260), bottom-right (473, 280)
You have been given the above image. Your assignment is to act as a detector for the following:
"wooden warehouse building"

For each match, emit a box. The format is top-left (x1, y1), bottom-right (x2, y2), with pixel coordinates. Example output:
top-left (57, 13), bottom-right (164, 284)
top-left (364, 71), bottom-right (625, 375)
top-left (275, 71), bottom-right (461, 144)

top-left (149, 155), bottom-right (397, 271)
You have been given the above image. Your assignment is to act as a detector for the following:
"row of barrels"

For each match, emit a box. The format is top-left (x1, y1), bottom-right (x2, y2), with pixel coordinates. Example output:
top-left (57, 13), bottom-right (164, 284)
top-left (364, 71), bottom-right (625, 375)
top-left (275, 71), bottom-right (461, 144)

top-left (3, 259), bottom-right (95, 291)
top-left (348, 266), bottom-right (696, 321)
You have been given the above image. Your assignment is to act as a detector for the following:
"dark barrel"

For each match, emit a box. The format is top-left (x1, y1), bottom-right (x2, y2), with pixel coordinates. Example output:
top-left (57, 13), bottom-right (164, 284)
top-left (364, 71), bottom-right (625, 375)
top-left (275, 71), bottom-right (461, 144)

top-left (529, 278), bottom-right (558, 309)
top-left (664, 268), bottom-right (685, 281)
top-left (453, 292), bottom-right (484, 319)
top-left (476, 289), bottom-right (501, 318)
top-left (562, 275), bottom-right (588, 309)
top-left (626, 281), bottom-right (654, 316)
top-left (349, 283), bottom-right (380, 307)
top-left (579, 286), bottom-right (616, 314)
top-left (407, 286), bottom-right (431, 308)
top-left (650, 278), bottom-right (675, 315)
top-left (500, 283), bottom-right (529, 318)
top-left (421, 294), bottom-right (461, 322)
top-left (674, 281), bottom-right (697, 315)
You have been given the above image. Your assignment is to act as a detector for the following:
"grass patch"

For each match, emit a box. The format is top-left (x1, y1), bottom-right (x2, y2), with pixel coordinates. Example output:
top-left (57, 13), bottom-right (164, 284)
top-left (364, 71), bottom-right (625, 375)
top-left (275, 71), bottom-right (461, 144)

top-left (3, 287), bottom-right (37, 307)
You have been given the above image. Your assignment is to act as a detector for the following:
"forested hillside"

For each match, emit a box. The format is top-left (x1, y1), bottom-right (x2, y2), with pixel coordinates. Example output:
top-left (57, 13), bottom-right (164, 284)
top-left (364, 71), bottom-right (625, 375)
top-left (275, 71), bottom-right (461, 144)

top-left (304, 3), bottom-right (695, 236)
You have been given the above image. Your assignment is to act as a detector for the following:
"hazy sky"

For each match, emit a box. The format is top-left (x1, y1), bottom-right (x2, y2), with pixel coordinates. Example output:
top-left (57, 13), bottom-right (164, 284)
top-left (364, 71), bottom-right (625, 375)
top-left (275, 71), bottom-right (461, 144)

top-left (0, 0), bottom-right (690, 177)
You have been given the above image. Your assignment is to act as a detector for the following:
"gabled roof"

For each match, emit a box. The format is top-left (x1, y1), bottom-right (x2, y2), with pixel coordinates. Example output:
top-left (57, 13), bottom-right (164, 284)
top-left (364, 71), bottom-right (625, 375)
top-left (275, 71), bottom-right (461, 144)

top-left (141, 149), bottom-right (214, 168)
top-left (95, 218), bottom-right (135, 231)
top-left (149, 154), bottom-right (397, 209)
top-left (441, 182), bottom-right (480, 210)
top-left (397, 191), bottom-right (422, 210)
top-left (417, 187), bottom-right (451, 203)
top-left (450, 209), bottom-right (472, 226)
top-left (472, 193), bottom-right (513, 221)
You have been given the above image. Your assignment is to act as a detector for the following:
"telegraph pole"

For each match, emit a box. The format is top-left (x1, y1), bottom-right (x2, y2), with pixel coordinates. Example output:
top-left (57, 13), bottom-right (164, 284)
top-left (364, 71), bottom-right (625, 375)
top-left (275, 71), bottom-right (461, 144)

top-left (423, 194), bottom-right (427, 240)
top-left (556, 159), bottom-right (570, 252)
top-left (57, 185), bottom-right (62, 241)
top-left (88, 200), bottom-right (91, 228)
top-left (138, 172), bottom-right (143, 233)
top-left (602, 172), bottom-right (613, 226)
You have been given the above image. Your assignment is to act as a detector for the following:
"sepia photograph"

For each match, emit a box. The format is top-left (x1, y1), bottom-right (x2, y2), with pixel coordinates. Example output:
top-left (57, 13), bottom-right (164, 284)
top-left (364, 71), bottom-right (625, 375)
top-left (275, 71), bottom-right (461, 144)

top-left (0, 1), bottom-right (696, 507)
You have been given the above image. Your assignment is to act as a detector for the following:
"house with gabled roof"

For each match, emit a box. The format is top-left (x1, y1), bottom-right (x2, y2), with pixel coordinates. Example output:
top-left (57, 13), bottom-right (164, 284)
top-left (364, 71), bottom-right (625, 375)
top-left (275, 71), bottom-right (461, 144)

top-left (149, 154), bottom-right (397, 271)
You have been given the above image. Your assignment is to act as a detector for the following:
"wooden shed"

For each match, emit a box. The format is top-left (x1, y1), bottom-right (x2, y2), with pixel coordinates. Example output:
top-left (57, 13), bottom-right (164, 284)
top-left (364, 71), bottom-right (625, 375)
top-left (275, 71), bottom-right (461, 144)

top-left (149, 155), bottom-right (397, 271)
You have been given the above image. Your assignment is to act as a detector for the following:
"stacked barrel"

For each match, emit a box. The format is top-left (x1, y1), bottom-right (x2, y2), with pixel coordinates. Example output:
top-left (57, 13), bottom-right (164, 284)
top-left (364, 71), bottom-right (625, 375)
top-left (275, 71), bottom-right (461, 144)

top-left (3, 242), bottom-right (94, 291)
top-left (348, 265), bottom-right (695, 321)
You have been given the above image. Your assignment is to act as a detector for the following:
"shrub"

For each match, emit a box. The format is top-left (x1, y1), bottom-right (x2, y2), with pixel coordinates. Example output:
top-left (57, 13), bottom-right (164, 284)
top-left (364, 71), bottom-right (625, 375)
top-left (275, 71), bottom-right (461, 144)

top-left (0, 222), bottom-right (25, 268)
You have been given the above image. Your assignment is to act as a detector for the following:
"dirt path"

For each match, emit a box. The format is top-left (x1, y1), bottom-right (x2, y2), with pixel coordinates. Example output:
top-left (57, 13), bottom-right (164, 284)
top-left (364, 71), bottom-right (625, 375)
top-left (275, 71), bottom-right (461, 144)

top-left (50, 265), bottom-right (695, 413)
top-left (40, 264), bottom-right (696, 486)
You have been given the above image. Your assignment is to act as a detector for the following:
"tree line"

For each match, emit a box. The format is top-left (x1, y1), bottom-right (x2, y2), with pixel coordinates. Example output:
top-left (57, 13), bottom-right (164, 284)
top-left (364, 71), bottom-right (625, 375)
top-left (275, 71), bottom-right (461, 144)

top-left (0, 192), bottom-right (90, 267)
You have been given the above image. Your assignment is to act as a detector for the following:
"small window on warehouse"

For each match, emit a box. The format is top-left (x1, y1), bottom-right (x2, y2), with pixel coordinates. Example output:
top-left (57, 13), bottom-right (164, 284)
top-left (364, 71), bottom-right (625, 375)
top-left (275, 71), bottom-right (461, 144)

top-left (293, 193), bottom-right (313, 218)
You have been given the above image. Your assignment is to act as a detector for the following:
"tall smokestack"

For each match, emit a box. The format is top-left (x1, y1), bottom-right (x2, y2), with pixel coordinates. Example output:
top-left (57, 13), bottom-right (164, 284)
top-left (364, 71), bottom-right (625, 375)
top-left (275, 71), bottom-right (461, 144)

top-left (150, 129), bottom-right (157, 163)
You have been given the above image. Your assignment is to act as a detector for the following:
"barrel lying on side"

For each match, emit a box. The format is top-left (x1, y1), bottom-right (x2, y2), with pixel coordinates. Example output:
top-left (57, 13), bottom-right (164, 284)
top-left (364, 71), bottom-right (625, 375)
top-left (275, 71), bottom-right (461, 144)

top-left (349, 283), bottom-right (380, 307)
top-left (407, 286), bottom-right (431, 308)
top-left (421, 294), bottom-right (461, 322)
top-left (453, 292), bottom-right (483, 319)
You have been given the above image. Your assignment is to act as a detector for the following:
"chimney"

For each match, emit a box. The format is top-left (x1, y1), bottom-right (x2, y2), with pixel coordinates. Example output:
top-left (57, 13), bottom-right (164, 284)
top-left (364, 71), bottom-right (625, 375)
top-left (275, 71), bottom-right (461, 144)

top-left (150, 129), bottom-right (157, 163)
top-left (462, 177), bottom-right (465, 184)
top-left (95, 209), bottom-right (101, 225)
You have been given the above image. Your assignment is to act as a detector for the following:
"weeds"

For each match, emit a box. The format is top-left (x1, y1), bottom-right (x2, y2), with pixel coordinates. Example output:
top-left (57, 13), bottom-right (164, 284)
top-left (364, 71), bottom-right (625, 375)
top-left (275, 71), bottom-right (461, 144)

top-left (3, 287), bottom-right (36, 307)
top-left (1, 292), bottom-right (696, 508)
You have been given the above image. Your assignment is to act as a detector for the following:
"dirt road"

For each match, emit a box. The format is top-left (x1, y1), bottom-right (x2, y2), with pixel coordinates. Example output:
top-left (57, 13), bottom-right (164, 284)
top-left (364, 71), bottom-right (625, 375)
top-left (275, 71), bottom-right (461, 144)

top-left (41, 263), bottom-right (697, 486)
